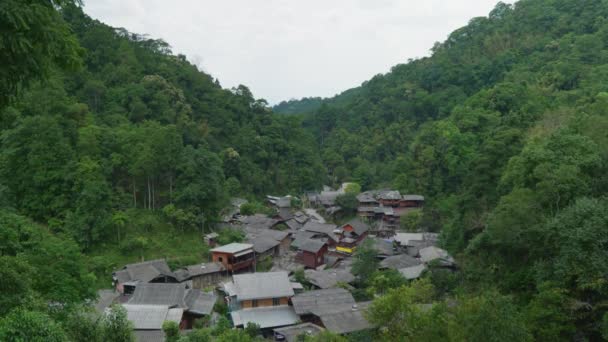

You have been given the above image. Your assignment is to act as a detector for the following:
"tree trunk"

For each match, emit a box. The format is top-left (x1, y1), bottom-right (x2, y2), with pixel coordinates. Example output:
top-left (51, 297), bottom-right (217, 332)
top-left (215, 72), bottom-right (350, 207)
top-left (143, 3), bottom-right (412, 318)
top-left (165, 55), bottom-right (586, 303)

top-left (132, 178), bottom-right (137, 208)
top-left (152, 179), bottom-right (155, 210)
top-left (147, 176), bottom-right (151, 210)
top-left (169, 174), bottom-right (173, 204)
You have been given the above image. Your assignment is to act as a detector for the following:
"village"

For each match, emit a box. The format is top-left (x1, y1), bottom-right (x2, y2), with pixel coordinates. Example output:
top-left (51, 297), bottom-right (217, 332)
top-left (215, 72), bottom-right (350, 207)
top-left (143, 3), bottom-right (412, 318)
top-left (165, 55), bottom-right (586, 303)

top-left (97, 185), bottom-right (456, 341)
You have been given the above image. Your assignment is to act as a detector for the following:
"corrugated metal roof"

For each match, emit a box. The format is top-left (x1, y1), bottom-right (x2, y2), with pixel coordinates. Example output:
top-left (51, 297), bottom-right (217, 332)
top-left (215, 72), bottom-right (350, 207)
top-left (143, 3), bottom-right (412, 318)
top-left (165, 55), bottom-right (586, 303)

top-left (372, 239), bottom-right (395, 257)
top-left (356, 191), bottom-right (377, 202)
top-left (95, 289), bottom-right (119, 313)
top-left (259, 229), bottom-right (289, 241)
top-left (251, 236), bottom-right (280, 253)
top-left (419, 246), bottom-right (455, 266)
top-left (231, 272), bottom-right (294, 300)
top-left (398, 264), bottom-right (427, 280)
top-left (231, 306), bottom-right (299, 329)
top-left (304, 269), bottom-right (355, 289)
top-left (291, 231), bottom-right (316, 249)
top-left (211, 243), bottom-right (253, 254)
top-left (402, 195), bottom-right (425, 201)
top-left (379, 254), bottom-right (421, 270)
top-left (239, 214), bottom-right (279, 230)
top-left (292, 288), bottom-right (355, 315)
top-left (302, 221), bottom-right (337, 235)
top-left (180, 262), bottom-right (225, 280)
top-left (341, 218), bottom-right (369, 236)
top-left (394, 233), bottom-right (424, 246)
top-left (298, 239), bottom-right (326, 253)
top-left (285, 219), bottom-right (303, 231)
top-left (122, 304), bottom-right (183, 330)
top-left (319, 302), bottom-right (372, 334)
top-left (113, 259), bottom-right (175, 284)
top-left (184, 290), bottom-right (216, 315)
top-left (127, 283), bottom-right (186, 307)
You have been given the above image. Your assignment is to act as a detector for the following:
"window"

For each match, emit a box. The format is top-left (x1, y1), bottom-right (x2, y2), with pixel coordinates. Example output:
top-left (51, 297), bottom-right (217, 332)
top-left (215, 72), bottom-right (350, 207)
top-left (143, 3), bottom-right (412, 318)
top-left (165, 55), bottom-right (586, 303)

top-left (273, 298), bottom-right (280, 306)
top-left (218, 256), bottom-right (223, 262)
top-left (252, 299), bottom-right (258, 307)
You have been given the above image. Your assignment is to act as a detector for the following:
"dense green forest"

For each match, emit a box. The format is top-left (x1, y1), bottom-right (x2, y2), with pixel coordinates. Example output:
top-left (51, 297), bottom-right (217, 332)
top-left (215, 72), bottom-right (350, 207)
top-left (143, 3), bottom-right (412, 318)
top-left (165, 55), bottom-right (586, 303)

top-left (273, 97), bottom-right (324, 115)
top-left (283, 0), bottom-right (608, 339)
top-left (1, 3), bottom-right (325, 247)
top-left (2, 0), bottom-right (608, 340)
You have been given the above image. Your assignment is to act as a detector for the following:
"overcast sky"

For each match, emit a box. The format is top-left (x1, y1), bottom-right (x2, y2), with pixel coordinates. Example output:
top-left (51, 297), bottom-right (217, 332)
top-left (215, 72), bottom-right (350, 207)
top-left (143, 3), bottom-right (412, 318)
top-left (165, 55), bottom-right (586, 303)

top-left (84, 0), bottom-right (510, 104)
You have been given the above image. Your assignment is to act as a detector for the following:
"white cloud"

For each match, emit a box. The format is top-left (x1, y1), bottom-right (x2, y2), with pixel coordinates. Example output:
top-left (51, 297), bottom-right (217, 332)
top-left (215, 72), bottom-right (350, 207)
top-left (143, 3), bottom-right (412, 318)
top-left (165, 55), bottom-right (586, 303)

top-left (83, 0), bottom-right (511, 104)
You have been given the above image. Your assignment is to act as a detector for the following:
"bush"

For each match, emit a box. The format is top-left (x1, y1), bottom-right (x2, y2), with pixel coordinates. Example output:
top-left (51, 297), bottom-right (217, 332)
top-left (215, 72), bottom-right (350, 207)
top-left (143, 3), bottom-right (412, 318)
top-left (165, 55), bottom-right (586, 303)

top-left (216, 229), bottom-right (245, 246)
top-left (244, 322), bottom-right (261, 337)
top-left (256, 256), bottom-right (273, 272)
top-left (240, 201), bottom-right (273, 216)
top-left (214, 301), bottom-right (228, 316)
top-left (400, 209), bottom-right (423, 232)
top-left (162, 321), bottom-right (180, 342)
top-left (335, 192), bottom-right (358, 213)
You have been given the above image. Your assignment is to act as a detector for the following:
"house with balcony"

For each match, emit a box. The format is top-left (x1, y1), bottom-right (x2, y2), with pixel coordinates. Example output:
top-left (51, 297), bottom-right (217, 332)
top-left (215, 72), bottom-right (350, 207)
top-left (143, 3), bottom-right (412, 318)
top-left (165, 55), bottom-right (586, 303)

top-left (222, 272), bottom-right (299, 330)
top-left (210, 243), bottom-right (255, 273)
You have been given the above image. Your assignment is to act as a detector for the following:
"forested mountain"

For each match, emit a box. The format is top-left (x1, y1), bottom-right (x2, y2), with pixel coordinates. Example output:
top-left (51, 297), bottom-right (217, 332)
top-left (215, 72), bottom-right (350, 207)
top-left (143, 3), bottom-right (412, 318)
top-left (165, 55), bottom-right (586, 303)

top-left (285, 0), bottom-right (608, 339)
top-left (2, 0), bottom-right (608, 340)
top-left (1, 2), bottom-right (324, 339)
top-left (273, 97), bottom-right (324, 115)
top-left (1, 4), bottom-right (325, 249)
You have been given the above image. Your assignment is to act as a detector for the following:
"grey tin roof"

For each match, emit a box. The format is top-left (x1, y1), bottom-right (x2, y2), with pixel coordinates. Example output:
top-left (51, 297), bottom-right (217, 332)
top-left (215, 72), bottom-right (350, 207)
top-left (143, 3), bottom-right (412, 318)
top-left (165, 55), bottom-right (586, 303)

top-left (231, 305), bottom-right (299, 329)
top-left (292, 288), bottom-right (355, 316)
top-left (231, 272), bottom-right (294, 300)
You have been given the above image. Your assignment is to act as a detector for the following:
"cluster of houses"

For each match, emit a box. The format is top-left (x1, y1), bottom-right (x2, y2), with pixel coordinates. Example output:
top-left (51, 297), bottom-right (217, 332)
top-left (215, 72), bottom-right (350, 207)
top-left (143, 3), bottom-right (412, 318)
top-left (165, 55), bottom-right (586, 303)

top-left (103, 257), bottom-right (368, 340)
top-left (305, 185), bottom-right (425, 233)
top-left (97, 191), bottom-right (455, 341)
top-left (356, 190), bottom-right (424, 230)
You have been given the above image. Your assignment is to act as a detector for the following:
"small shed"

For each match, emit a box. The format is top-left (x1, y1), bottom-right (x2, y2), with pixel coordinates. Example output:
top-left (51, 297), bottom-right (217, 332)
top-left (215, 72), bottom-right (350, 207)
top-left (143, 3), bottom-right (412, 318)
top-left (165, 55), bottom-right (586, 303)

top-left (204, 233), bottom-right (219, 247)
top-left (296, 239), bottom-right (328, 269)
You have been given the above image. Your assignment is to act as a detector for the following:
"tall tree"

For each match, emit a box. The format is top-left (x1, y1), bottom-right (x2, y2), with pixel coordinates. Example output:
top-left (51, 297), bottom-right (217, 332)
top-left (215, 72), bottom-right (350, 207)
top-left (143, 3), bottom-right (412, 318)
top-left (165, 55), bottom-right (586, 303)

top-left (1, 0), bottom-right (83, 106)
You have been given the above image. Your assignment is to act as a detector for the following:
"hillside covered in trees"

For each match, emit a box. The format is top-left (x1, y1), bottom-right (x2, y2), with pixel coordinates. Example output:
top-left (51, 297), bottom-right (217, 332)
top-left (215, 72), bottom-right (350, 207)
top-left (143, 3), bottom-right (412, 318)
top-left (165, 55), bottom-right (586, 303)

top-left (279, 0), bottom-right (608, 339)
top-left (2, 0), bottom-right (608, 340)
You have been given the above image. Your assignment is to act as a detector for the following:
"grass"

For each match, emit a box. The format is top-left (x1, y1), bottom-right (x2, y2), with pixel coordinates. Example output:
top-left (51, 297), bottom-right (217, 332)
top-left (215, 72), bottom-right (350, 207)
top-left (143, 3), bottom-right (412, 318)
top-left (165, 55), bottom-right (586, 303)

top-left (85, 210), bottom-right (211, 289)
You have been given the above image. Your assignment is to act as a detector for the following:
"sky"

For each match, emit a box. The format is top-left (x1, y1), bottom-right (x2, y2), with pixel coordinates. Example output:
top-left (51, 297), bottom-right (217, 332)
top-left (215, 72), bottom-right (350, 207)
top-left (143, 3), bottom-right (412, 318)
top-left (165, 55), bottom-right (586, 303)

top-left (84, 0), bottom-right (511, 104)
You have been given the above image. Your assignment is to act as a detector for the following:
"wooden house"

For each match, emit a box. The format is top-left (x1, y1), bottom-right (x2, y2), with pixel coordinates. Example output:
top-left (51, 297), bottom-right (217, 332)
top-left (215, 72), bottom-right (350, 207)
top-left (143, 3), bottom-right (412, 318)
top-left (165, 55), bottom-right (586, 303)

top-left (296, 239), bottom-right (328, 269)
top-left (335, 219), bottom-right (369, 254)
top-left (174, 262), bottom-right (228, 289)
top-left (302, 221), bottom-right (339, 247)
top-left (223, 272), bottom-right (299, 330)
top-left (400, 195), bottom-right (425, 208)
top-left (377, 190), bottom-right (402, 207)
top-left (126, 283), bottom-right (216, 330)
top-left (340, 219), bottom-right (369, 243)
top-left (112, 259), bottom-right (178, 294)
top-left (291, 288), bottom-right (372, 334)
top-left (250, 229), bottom-right (291, 259)
top-left (356, 191), bottom-right (378, 208)
top-left (210, 243), bottom-right (255, 273)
